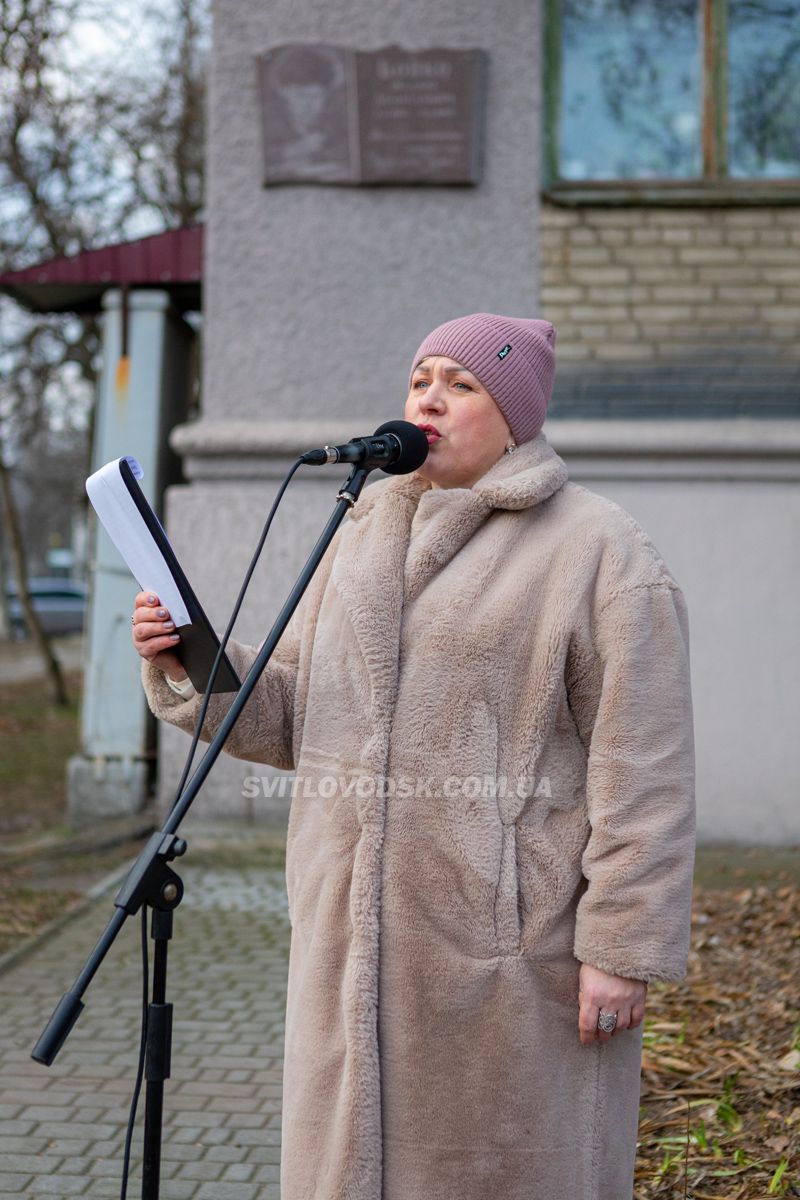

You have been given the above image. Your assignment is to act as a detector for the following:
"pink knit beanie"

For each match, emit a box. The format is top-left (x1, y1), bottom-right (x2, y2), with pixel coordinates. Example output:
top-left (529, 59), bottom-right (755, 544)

top-left (409, 312), bottom-right (557, 444)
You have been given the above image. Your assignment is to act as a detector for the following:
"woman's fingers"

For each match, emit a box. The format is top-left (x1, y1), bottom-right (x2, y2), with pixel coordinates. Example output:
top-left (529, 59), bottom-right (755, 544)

top-left (629, 998), bottom-right (647, 1029)
top-left (134, 591), bottom-right (160, 609)
top-left (133, 601), bottom-right (176, 635)
top-left (578, 998), bottom-right (602, 1046)
top-left (131, 593), bottom-right (185, 678)
top-left (134, 619), bottom-right (179, 641)
top-left (134, 605), bottom-right (171, 624)
top-left (132, 597), bottom-right (181, 662)
top-left (134, 630), bottom-right (181, 659)
top-left (579, 999), bottom-right (634, 1046)
top-left (611, 1006), bottom-right (633, 1036)
top-left (578, 963), bottom-right (647, 1046)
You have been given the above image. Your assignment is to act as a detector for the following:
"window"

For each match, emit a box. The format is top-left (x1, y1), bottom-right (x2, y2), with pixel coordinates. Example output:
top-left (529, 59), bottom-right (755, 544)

top-left (543, 0), bottom-right (800, 203)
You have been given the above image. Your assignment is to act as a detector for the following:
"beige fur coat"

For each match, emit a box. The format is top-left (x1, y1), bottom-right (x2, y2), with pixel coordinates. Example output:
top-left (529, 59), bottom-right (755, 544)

top-left (142, 431), bottom-right (696, 1200)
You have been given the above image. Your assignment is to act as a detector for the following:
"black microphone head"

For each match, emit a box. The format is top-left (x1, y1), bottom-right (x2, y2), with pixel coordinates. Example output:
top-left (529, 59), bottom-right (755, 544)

top-left (374, 420), bottom-right (429, 476)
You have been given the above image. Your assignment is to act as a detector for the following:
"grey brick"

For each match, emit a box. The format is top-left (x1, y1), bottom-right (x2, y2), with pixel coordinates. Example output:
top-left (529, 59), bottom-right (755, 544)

top-left (85, 1182), bottom-right (193, 1200)
top-left (78, 1139), bottom-right (119, 1156)
top-left (175, 1160), bottom-right (225, 1181)
top-left (223, 1162), bottom-right (256, 1182)
top-left (64, 1157), bottom-right (117, 1176)
top-left (0, 1075), bottom-right (50, 1092)
top-left (0, 1121), bottom-right (36, 1135)
top-left (41, 1138), bottom-right (92, 1154)
top-left (253, 1163), bottom-right (281, 1182)
top-left (0, 1176), bottom-right (33, 1193)
top-left (244, 1144), bottom-right (281, 1164)
top-left (157, 1184), bottom-right (200, 1200)
top-left (22, 1176), bottom-right (90, 1195)
top-left (172, 1110), bottom-right (230, 1128)
top-left (0, 1137), bottom-right (49, 1153)
top-left (195, 1125), bottom-right (232, 1145)
top-left (157, 1185), bottom-right (199, 1200)
top-left (225, 1112), bottom-right (266, 1129)
top-left (156, 1143), bottom-right (203, 1163)
top-left (28, 1122), bottom-right (119, 1140)
top-left (206, 1144), bottom-right (248, 1162)
top-left (21, 1105), bottom-right (82, 1121)
top-left (169, 1125), bottom-right (212, 1144)
top-left (0, 1156), bottom-right (63, 1174)
top-left (208, 1096), bottom-right (262, 1113)
top-left (196, 1184), bottom-right (259, 1200)
top-left (165, 1092), bottom-right (210, 1111)
top-left (186, 1081), bottom-right (256, 1098)
top-left (234, 1126), bottom-right (281, 1146)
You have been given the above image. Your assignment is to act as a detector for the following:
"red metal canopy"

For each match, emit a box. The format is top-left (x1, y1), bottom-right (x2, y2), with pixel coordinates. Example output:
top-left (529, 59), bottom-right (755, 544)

top-left (0, 225), bottom-right (203, 314)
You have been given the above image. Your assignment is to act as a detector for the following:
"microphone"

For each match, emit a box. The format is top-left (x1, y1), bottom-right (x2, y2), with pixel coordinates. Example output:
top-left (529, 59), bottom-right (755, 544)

top-left (300, 420), bottom-right (429, 476)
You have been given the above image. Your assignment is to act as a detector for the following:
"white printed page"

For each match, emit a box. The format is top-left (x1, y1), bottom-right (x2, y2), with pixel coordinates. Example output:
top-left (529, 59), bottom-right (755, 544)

top-left (85, 457), bottom-right (191, 627)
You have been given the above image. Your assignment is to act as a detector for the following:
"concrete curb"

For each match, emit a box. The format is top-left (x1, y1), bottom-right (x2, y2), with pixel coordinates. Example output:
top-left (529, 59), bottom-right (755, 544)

top-left (0, 815), bottom-right (158, 869)
top-left (0, 856), bottom-right (135, 978)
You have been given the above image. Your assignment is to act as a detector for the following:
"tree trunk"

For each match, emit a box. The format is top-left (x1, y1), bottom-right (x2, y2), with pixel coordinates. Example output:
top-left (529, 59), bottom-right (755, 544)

top-left (0, 458), bottom-right (70, 707)
top-left (0, 547), bottom-right (10, 640)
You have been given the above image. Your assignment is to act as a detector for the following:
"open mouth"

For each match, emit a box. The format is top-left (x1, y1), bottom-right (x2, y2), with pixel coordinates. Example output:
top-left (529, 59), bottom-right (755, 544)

top-left (417, 422), bottom-right (442, 443)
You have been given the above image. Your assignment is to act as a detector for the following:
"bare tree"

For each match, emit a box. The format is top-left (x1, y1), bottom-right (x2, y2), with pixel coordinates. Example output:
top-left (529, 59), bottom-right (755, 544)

top-left (93, 0), bottom-right (207, 228)
top-left (0, 0), bottom-right (209, 703)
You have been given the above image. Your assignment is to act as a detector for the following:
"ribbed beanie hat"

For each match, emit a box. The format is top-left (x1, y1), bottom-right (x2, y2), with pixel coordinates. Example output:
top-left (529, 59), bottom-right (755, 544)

top-left (409, 312), bottom-right (557, 445)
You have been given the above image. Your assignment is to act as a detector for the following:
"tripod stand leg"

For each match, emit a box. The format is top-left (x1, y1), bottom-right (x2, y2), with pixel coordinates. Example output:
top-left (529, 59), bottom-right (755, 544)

top-left (142, 908), bottom-right (174, 1200)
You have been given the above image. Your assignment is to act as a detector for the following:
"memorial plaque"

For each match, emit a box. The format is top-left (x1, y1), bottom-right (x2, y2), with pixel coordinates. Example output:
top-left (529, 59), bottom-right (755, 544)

top-left (256, 44), bottom-right (487, 185)
top-left (356, 48), bottom-right (486, 184)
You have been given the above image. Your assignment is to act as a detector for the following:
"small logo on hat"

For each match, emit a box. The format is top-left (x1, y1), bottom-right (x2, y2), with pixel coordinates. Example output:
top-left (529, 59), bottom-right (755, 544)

top-left (497, 343), bottom-right (512, 359)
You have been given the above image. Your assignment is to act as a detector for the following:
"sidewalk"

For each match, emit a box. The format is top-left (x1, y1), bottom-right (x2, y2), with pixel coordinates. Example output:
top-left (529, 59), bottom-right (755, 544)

top-left (1, 831), bottom-right (797, 1199)
top-left (0, 859), bottom-right (290, 1199)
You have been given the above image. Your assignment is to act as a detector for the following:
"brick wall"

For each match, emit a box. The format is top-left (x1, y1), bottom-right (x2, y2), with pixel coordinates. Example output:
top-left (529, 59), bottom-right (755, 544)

top-left (540, 204), bottom-right (800, 417)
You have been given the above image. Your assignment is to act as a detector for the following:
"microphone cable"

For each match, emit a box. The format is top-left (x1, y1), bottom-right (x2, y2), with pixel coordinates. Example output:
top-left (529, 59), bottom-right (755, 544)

top-left (119, 909), bottom-right (149, 1200)
top-left (119, 454), bottom-right (305, 1198)
top-left (170, 454), bottom-right (305, 810)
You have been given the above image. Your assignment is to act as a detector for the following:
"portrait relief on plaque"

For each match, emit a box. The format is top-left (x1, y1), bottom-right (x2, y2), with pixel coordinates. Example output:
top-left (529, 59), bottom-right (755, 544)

top-left (256, 44), bottom-right (488, 186)
top-left (257, 44), bottom-right (356, 184)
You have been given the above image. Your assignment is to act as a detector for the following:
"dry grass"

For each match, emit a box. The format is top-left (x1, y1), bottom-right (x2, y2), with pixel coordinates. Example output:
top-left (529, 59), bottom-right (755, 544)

top-left (0, 865), bottom-right (82, 956)
top-left (635, 881), bottom-right (799, 1198)
top-left (0, 670), bottom-right (82, 838)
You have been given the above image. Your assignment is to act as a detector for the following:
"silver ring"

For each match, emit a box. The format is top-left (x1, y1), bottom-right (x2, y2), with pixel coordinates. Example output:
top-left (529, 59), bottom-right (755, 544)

top-left (597, 1011), bottom-right (618, 1033)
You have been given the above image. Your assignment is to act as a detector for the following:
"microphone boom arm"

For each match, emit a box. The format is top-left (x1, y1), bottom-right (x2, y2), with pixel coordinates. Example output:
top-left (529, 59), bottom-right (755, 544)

top-left (31, 464), bottom-right (371, 1068)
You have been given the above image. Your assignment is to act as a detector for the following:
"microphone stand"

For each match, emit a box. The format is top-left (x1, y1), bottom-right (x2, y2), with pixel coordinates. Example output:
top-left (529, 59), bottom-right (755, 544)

top-left (31, 464), bottom-right (371, 1200)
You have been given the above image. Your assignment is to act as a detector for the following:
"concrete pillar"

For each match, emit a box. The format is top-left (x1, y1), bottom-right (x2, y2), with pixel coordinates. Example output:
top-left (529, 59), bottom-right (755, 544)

top-left (68, 289), bottom-right (194, 824)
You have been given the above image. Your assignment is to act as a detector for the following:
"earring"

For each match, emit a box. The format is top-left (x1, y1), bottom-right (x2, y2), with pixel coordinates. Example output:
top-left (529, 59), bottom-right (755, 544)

top-left (504, 440), bottom-right (517, 455)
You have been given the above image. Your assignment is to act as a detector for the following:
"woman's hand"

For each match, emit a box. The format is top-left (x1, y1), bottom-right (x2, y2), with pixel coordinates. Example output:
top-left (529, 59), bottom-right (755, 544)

top-left (131, 591), bottom-right (187, 681)
top-left (577, 962), bottom-right (647, 1047)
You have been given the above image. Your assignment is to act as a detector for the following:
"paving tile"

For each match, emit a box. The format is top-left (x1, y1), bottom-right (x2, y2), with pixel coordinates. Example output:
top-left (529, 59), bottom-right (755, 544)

top-left (12, 1175), bottom-right (87, 1195)
top-left (195, 1183), bottom-right (259, 1200)
top-left (0, 1177), bottom-right (33, 1193)
top-left (0, 1137), bottom-right (49, 1154)
top-left (174, 1160), bottom-right (225, 1182)
top-left (206, 1145), bottom-right (249, 1163)
top-left (0, 865), bottom-right (291, 1196)
top-left (222, 1162), bottom-right (256, 1183)
top-left (0, 1157), bottom-right (62, 1175)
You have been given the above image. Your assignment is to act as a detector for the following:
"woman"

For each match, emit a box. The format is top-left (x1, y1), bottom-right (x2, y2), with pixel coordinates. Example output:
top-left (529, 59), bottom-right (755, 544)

top-left (133, 312), bottom-right (696, 1200)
